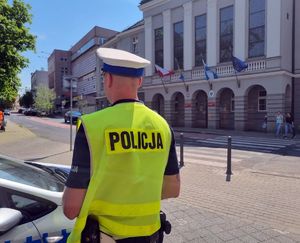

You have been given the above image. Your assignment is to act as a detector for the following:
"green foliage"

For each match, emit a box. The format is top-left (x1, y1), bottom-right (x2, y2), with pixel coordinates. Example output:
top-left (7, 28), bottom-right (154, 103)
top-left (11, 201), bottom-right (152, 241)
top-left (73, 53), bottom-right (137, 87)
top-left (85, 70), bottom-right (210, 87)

top-left (34, 85), bottom-right (55, 113)
top-left (0, 0), bottom-right (36, 106)
top-left (19, 90), bottom-right (34, 108)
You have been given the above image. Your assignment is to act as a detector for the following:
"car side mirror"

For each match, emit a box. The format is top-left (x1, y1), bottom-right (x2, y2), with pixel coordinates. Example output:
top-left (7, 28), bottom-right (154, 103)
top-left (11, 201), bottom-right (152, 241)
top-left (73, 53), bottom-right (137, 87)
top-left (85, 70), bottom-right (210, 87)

top-left (0, 208), bottom-right (23, 233)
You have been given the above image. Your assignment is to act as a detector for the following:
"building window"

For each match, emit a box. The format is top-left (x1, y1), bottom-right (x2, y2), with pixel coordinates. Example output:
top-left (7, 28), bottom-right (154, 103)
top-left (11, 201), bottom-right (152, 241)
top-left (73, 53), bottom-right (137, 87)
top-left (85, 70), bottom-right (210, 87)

top-left (220, 6), bottom-right (234, 63)
top-left (195, 14), bottom-right (207, 66)
top-left (249, 0), bottom-right (265, 58)
top-left (99, 37), bottom-right (106, 45)
top-left (258, 90), bottom-right (267, 111)
top-left (132, 36), bottom-right (139, 54)
top-left (174, 21), bottom-right (183, 70)
top-left (154, 27), bottom-right (163, 68)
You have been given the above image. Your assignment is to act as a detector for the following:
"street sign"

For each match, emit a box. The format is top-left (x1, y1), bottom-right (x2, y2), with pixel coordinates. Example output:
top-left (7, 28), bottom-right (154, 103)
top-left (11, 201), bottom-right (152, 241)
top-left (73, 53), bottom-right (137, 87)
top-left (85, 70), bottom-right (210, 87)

top-left (63, 76), bottom-right (78, 92)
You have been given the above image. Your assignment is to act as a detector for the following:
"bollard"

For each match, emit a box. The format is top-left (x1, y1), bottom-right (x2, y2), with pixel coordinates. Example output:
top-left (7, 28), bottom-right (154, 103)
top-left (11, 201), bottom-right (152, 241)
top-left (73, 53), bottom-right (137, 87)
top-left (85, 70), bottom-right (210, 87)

top-left (179, 133), bottom-right (184, 168)
top-left (226, 136), bottom-right (232, 181)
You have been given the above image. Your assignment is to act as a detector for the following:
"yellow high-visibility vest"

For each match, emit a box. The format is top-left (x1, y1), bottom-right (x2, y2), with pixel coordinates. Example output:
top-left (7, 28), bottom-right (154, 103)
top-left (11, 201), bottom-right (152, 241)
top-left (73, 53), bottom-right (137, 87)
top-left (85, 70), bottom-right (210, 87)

top-left (67, 102), bottom-right (171, 243)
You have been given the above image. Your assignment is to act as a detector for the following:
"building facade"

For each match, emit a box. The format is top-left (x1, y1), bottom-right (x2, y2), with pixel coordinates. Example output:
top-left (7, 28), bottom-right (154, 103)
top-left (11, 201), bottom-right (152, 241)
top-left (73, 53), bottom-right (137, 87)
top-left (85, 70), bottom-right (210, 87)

top-left (48, 26), bottom-right (118, 111)
top-left (137, 0), bottom-right (299, 132)
top-left (48, 49), bottom-right (72, 108)
top-left (31, 70), bottom-right (49, 97)
top-left (48, 0), bottom-right (299, 132)
top-left (294, 0), bottom-right (300, 131)
top-left (70, 26), bottom-right (118, 113)
top-left (99, 20), bottom-right (146, 108)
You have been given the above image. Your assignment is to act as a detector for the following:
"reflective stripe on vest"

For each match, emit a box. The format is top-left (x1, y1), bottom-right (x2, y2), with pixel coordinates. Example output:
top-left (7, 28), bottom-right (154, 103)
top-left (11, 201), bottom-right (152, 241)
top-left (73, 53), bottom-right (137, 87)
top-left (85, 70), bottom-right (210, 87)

top-left (89, 200), bottom-right (160, 216)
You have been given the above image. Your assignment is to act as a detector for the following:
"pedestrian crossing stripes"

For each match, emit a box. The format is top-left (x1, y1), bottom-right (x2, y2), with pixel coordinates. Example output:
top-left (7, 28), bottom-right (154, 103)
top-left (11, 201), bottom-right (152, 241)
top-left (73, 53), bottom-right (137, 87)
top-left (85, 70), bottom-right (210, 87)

top-left (176, 146), bottom-right (262, 168)
top-left (196, 136), bottom-right (296, 153)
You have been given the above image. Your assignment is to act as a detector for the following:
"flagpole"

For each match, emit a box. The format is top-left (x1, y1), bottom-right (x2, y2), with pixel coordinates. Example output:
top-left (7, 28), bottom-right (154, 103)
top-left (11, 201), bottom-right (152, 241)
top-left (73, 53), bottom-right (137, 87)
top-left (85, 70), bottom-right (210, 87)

top-left (160, 77), bottom-right (168, 93)
top-left (180, 72), bottom-right (188, 92)
top-left (183, 80), bottom-right (188, 92)
top-left (175, 58), bottom-right (188, 92)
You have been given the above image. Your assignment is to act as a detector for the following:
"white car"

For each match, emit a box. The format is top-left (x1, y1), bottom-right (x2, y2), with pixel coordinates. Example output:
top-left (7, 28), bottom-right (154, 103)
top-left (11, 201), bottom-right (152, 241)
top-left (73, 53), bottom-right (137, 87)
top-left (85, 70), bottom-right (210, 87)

top-left (0, 155), bottom-right (74, 243)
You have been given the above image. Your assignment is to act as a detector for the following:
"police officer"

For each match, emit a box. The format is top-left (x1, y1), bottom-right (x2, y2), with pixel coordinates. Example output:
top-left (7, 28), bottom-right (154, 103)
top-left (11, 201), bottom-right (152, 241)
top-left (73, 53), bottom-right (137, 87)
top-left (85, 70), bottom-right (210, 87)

top-left (63, 48), bottom-right (180, 243)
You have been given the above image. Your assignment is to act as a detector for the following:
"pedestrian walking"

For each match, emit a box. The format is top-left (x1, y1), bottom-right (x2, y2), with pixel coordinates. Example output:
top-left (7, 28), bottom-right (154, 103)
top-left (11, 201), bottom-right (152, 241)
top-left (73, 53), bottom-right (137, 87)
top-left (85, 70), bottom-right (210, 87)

top-left (284, 112), bottom-right (295, 139)
top-left (275, 111), bottom-right (283, 137)
top-left (62, 48), bottom-right (180, 243)
top-left (262, 114), bottom-right (268, 132)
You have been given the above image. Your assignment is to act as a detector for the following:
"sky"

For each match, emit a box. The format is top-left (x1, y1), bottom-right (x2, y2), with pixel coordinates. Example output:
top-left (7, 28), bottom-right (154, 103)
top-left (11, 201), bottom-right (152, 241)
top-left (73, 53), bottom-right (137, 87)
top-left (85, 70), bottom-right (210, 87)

top-left (19, 0), bottom-right (143, 94)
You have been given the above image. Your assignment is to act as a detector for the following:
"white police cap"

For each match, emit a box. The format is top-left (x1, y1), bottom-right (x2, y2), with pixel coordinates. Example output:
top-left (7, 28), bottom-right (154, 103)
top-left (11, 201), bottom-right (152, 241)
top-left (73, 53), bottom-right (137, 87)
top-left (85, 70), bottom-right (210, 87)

top-left (97, 47), bottom-right (150, 77)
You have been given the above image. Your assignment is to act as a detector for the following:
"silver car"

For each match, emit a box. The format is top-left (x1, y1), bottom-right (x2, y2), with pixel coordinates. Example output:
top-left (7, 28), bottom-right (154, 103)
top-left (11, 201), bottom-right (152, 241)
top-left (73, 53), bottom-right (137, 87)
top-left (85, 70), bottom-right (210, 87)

top-left (0, 155), bottom-right (74, 243)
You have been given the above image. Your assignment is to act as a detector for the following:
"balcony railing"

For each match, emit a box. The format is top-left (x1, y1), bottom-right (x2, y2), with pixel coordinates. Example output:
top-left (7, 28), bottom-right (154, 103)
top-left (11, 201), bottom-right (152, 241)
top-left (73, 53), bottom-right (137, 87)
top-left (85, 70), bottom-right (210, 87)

top-left (143, 59), bottom-right (266, 86)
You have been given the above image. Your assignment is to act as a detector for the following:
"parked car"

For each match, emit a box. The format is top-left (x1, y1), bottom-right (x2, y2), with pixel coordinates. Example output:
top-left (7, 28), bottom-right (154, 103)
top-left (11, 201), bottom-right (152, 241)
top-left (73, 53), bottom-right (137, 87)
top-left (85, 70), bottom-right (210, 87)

top-left (0, 155), bottom-right (74, 243)
top-left (64, 111), bottom-right (82, 124)
top-left (24, 108), bottom-right (38, 116)
top-left (4, 109), bottom-right (10, 115)
top-left (37, 110), bottom-right (48, 117)
top-left (18, 108), bottom-right (25, 114)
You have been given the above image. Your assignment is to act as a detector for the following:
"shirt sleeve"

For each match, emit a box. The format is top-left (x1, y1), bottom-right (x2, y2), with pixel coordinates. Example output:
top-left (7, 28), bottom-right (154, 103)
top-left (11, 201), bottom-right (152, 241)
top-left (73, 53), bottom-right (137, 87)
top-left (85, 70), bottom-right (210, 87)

top-left (164, 128), bottom-right (180, 175)
top-left (65, 125), bottom-right (91, 188)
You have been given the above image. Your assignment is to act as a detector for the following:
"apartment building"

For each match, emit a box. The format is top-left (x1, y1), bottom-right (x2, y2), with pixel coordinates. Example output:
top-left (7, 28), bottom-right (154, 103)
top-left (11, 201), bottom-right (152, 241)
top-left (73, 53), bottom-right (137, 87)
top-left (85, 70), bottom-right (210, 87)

top-left (136, 0), bottom-right (299, 132)
top-left (48, 50), bottom-right (72, 108)
top-left (70, 26), bottom-right (118, 113)
top-left (99, 20), bottom-right (146, 109)
top-left (48, 26), bottom-right (118, 111)
top-left (31, 70), bottom-right (49, 97)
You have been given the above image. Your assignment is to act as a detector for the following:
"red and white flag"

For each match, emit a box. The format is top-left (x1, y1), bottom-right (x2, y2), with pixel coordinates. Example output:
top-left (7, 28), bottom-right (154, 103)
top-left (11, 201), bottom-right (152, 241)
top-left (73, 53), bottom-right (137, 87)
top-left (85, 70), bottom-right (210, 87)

top-left (154, 64), bottom-right (174, 77)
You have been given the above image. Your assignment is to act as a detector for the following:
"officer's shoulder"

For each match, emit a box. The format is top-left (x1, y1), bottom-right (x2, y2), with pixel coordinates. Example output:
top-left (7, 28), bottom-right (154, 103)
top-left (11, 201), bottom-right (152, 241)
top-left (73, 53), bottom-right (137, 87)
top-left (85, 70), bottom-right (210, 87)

top-left (81, 108), bottom-right (110, 120)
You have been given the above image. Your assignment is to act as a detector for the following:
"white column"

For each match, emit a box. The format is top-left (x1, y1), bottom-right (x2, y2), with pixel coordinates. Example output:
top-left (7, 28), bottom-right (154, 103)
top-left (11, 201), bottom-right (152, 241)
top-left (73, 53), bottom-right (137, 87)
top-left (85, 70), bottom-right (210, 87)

top-left (183, 1), bottom-right (193, 70)
top-left (234, 0), bottom-right (247, 59)
top-left (144, 16), bottom-right (153, 76)
top-left (266, 0), bottom-right (281, 57)
top-left (163, 10), bottom-right (172, 70)
top-left (207, 0), bottom-right (218, 66)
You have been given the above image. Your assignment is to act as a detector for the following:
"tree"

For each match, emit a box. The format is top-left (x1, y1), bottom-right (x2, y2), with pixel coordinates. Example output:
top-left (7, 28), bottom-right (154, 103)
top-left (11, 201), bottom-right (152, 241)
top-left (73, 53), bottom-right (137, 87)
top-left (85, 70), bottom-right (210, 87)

top-left (0, 0), bottom-right (36, 108)
top-left (34, 85), bottom-right (55, 114)
top-left (19, 90), bottom-right (34, 108)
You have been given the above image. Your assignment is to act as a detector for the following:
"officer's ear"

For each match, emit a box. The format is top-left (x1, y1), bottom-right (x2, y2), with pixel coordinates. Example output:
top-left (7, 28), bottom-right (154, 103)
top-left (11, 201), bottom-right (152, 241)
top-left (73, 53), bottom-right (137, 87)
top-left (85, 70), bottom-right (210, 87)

top-left (107, 73), bottom-right (113, 88)
top-left (137, 77), bottom-right (142, 88)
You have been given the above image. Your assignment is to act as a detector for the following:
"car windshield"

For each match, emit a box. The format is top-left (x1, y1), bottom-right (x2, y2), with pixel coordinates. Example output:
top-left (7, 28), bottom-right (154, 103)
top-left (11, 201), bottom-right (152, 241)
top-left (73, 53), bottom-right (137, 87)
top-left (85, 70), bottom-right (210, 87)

top-left (0, 157), bottom-right (65, 192)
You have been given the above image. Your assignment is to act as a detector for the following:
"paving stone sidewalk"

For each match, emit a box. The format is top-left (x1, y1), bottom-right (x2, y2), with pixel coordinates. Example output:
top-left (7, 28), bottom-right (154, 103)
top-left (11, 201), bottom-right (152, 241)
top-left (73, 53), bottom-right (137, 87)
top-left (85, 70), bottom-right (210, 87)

top-left (162, 162), bottom-right (300, 242)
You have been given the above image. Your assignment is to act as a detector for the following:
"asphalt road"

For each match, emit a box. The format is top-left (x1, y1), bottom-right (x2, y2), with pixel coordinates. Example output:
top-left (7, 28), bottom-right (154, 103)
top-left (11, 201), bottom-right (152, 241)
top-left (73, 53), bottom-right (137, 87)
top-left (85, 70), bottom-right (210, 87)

top-left (7, 112), bottom-right (76, 144)
top-left (7, 112), bottom-right (300, 157)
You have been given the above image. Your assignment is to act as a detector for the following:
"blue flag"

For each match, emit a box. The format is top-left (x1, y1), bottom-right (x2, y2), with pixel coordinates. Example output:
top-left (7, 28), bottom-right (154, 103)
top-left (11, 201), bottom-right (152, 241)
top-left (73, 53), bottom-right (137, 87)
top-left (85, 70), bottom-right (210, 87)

top-left (179, 72), bottom-right (185, 81)
top-left (232, 56), bottom-right (248, 72)
top-left (202, 59), bottom-right (218, 80)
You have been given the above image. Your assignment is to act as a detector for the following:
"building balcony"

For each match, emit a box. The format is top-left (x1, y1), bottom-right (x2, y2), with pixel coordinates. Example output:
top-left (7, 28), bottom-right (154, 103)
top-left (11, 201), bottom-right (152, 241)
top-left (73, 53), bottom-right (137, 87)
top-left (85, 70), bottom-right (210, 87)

top-left (143, 59), bottom-right (266, 87)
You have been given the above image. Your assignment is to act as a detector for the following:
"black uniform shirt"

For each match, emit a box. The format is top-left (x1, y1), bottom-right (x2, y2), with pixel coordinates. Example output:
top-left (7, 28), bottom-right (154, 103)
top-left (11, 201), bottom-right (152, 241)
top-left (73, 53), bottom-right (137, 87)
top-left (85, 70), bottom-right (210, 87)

top-left (66, 101), bottom-right (179, 188)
